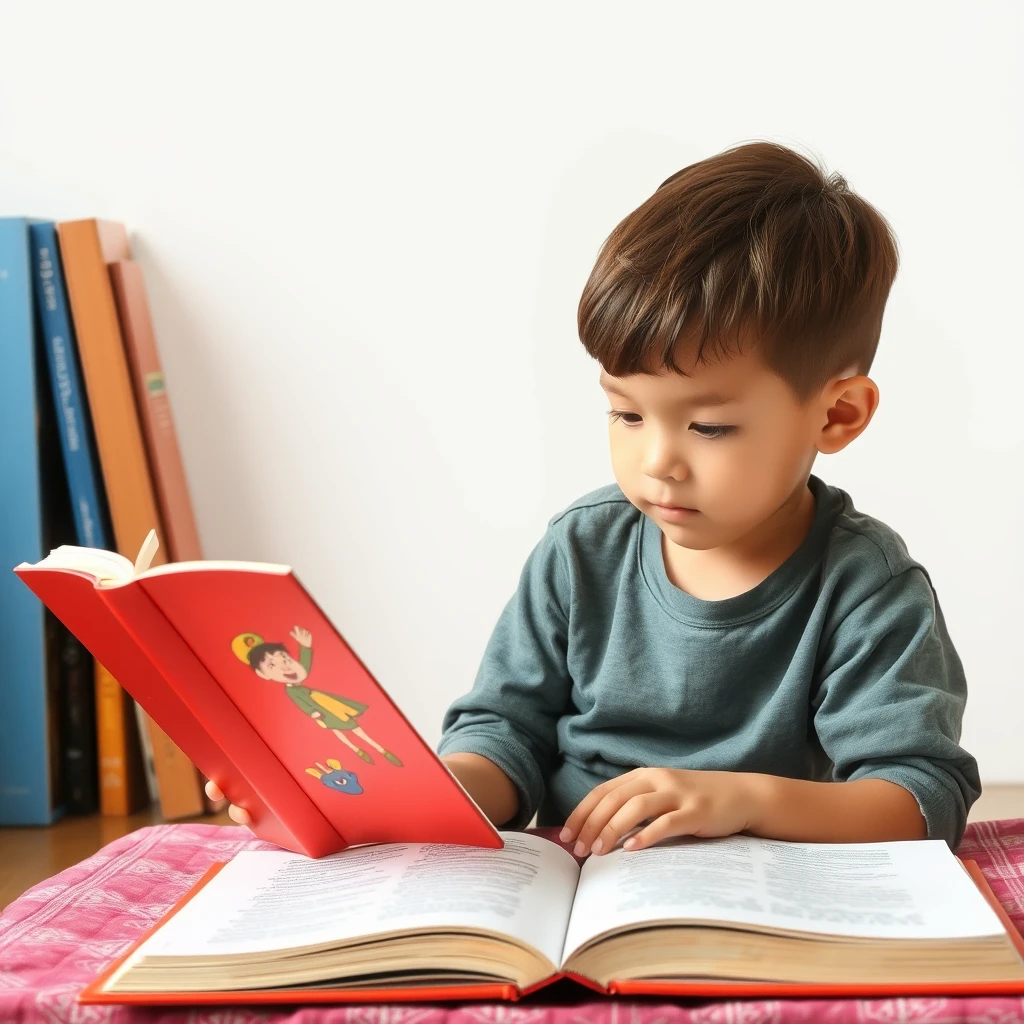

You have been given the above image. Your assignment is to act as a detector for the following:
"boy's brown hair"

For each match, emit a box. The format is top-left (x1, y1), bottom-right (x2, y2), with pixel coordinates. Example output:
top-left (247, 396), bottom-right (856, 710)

top-left (578, 141), bottom-right (900, 400)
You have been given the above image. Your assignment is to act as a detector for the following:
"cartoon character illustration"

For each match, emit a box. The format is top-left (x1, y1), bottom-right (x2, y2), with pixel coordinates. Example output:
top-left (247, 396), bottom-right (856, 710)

top-left (232, 626), bottom-right (403, 767)
top-left (306, 758), bottom-right (363, 795)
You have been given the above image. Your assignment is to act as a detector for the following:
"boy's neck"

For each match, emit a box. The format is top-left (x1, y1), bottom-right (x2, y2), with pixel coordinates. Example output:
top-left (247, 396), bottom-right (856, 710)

top-left (661, 481), bottom-right (816, 602)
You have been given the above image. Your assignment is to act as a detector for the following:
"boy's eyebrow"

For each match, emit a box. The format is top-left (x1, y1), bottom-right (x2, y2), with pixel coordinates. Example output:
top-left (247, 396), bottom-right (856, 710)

top-left (599, 373), bottom-right (734, 407)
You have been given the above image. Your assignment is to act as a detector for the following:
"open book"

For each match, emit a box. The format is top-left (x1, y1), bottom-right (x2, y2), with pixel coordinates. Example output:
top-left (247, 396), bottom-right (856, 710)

top-left (80, 830), bottom-right (1024, 1005)
top-left (14, 532), bottom-right (500, 856)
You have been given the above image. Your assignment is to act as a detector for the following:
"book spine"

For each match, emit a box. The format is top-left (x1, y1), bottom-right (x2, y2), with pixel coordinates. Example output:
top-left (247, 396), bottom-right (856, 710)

top-left (107, 258), bottom-right (207, 819)
top-left (134, 701), bottom-right (160, 805)
top-left (57, 623), bottom-right (98, 814)
top-left (55, 220), bottom-right (164, 561)
top-left (56, 219), bottom-right (165, 819)
top-left (0, 218), bottom-right (56, 825)
top-left (29, 223), bottom-right (110, 550)
top-left (94, 661), bottom-right (147, 816)
top-left (109, 260), bottom-right (203, 562)
top-left (94, 661), bottom-right (131, 816)
top-left (144, 713), bottom-right (205, 820)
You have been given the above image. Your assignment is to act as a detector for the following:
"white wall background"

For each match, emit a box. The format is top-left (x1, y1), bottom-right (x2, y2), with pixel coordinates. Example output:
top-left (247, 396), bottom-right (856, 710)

top-left (1, 1), bottom-right (1021, 780)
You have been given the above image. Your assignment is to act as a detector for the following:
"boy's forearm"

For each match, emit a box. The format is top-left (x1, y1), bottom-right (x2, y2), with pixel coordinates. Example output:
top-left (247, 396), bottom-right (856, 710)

top-left (746, 774), bottom-right (928, 843)
top-left (442, 752), bottom-right (520, 827)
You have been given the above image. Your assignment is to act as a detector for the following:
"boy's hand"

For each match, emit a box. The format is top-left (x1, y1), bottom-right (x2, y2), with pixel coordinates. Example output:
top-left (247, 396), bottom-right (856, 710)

top-left (205, 780), bottom-right (252, 827)
top-left (560, 768), bottom-right (758, 855)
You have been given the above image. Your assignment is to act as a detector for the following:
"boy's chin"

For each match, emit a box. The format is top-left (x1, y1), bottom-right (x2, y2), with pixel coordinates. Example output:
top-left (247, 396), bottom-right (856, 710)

top-left (651, 515), bottom-right (720, 551)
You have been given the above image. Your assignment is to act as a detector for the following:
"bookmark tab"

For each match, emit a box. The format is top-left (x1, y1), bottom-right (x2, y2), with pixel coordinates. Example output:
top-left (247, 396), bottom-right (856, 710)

top-left (134, 529), bottom-right (160, 575)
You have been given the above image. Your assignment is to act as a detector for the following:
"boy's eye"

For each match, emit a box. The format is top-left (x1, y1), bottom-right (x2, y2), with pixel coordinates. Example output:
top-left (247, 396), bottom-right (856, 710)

top-left (608, 410), bottom-right (643, 426)
top-left (690, 423), bottom-right (736, 439)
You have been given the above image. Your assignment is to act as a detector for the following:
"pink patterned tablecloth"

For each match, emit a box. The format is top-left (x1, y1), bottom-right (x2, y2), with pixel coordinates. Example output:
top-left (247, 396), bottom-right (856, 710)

top-left (2, 819), bottom-right (1023, 1024)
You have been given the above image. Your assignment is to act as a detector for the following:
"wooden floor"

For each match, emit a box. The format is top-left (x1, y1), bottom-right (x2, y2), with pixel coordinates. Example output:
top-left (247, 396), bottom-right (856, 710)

top-left (0, 803), bottom-right (233, 910)
top-left (1, 785), bottom-right (1022, 912)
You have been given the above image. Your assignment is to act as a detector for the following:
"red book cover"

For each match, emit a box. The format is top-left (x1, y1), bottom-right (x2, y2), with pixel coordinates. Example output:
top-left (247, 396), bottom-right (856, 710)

top-left (15, 544), bottom-right (500, 857)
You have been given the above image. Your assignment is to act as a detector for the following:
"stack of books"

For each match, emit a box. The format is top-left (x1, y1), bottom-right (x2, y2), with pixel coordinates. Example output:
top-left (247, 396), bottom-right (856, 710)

top-left (0, 217), bottom-right (211, 824)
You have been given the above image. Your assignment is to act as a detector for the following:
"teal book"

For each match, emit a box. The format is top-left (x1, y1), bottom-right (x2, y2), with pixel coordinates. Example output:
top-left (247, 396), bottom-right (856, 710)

top-left (0, 218), bottom-right (64, 824)
top-left (30, 222), bottom-right (110, 551)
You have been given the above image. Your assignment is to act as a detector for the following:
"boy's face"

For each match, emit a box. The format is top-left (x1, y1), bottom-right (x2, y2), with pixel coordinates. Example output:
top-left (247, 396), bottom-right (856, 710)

top-left (255, 649), bottom-right (309, 684)
top-left (601, 345), bottom-right (828, 553)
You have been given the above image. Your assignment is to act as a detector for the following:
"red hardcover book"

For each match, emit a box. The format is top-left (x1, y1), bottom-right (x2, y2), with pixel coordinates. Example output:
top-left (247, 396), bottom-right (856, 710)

top-left (15, 534), bottom-right (499, 858)
top-left (75, 832), bottom-right (1024, 1006)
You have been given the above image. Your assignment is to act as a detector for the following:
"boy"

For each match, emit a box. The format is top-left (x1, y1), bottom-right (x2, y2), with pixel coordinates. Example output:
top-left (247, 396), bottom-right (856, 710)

top-left (210, 141), bottom-right (980, 852)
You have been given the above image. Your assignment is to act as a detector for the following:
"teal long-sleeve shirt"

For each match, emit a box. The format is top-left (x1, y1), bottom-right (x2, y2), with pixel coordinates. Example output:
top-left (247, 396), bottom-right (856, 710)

top-left (438, 476), bottom-right (980, 846)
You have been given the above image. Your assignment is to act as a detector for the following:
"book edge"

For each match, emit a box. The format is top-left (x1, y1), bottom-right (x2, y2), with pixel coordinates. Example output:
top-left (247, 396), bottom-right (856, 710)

top-left (80, 859), bottom-right (522, 1005)
top-left (79, 857), bottom-right (1024, 1005)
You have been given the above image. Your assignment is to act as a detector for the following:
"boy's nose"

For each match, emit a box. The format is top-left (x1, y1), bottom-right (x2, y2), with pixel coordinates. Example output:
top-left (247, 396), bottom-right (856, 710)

top-left (641, 438), bottom-right (688, 481)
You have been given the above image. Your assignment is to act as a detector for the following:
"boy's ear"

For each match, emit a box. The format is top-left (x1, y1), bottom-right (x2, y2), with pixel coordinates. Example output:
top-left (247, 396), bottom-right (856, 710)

top-left (253, 665), bottom-right (270, 680)
top-left (816, 374), bottom-right (880, 455)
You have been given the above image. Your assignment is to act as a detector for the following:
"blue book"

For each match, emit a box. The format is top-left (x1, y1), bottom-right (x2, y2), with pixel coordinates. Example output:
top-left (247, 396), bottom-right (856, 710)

top-left (0, 218), bottom-right (63, 824)
top-left (29, 223), bottom-right (110, 551)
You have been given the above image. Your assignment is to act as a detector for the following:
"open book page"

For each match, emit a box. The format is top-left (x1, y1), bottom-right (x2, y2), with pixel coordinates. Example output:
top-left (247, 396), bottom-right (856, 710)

top-left (18, 530), bottom-right (291, 586)
top-left (23, 543), bottom-right (136, 583)
top-left (131, 832), bottom-right (580, 969)
top-left (561, 835), bottom-right (1005, 962)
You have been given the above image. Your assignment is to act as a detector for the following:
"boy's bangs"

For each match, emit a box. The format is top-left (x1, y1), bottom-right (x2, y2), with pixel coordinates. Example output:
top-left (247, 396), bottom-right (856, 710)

top-left (579, 270), bottom-right (753, 379)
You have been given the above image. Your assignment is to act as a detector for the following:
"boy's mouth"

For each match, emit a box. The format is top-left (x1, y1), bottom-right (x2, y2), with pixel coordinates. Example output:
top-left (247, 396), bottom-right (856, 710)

top-left (284, 671), bottom-right (298, 681)
top-left (652, 503), bottom-right (700, 521)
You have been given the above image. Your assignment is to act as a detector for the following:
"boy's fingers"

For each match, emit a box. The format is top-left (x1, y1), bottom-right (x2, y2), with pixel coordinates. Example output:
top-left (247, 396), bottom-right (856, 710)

top-left (572, 778), bottom-right (652, 854)
top-left (624, 809), bottom-right (695, 851)
top-left (561, 772), bottom-right (641, 842)
top-left (205, 780), bottom-right (224, 802)
top-left (227, 804), bottom-right (252, 826)
top-left (560, 791), bottom-right (607, 842)
top-left (594, 792), bottom-right (670, 855)
top-left (562, 780), bottom-right (628, 843)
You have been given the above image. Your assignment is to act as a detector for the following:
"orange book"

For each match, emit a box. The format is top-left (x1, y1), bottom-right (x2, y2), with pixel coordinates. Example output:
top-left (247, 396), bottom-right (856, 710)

top-left (109, 257), bottom-right (206, 818)
top-left (56, 221), bottom-right (203, 819)
top-left (15, 533), bottom-right (500, 858)
top-left (55, 222), bottom-right (162, 564)
top-left (75, 833), bottom-right (1024, 1006)
top-left (94, 662), bottom-right (146, 816)
top-left (57, 219), bottom-right (156, 816)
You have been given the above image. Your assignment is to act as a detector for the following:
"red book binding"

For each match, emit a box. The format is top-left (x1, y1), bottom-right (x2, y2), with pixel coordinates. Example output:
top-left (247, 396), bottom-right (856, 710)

top-left (15, 541), bottom-right (500, 858)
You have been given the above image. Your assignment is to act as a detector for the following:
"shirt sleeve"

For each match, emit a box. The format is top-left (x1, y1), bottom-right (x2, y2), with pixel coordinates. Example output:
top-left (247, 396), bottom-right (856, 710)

top-left (813, 566), bottom-right (981, 847)
top-left (437, 524), bottom-right (572, 828)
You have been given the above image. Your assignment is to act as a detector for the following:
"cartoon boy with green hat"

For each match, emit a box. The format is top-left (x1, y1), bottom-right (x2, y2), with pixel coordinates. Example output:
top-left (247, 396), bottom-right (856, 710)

top-left (232, 626), bottom-right (402, 767)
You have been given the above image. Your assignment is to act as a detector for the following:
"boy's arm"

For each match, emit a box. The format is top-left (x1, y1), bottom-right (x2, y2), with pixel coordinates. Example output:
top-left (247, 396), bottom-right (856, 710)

top-left (442, 752), bottom-right (519, 827)
top-left (563, 769), bottom-right (926, 855)
top-left (808, 565), bottom-right (980, 845)
top-left (438, 525), bottom-right (573, 828)
top-left (746, 775), bottom-right (925, 840)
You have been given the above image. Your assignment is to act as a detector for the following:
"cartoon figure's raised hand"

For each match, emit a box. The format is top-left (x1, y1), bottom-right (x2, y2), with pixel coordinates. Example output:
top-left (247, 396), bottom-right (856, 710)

top-left (290, 626), bottom-right (312, 647)
top-left (306, 759), bottom-right (363, 795)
